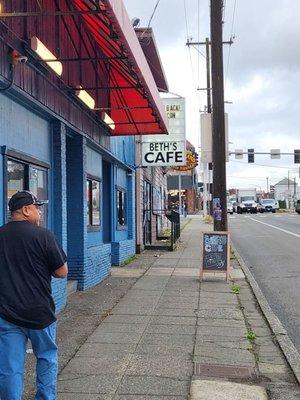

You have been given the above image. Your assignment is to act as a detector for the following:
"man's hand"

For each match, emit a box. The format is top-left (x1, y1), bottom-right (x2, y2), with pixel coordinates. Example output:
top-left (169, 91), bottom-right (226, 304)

top-left (52, 263), bottom-right (68, 278)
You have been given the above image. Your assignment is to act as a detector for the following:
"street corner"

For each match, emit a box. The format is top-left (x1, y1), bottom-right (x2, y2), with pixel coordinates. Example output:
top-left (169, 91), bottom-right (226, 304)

top-left (190, 379), bottom-right (268, 400)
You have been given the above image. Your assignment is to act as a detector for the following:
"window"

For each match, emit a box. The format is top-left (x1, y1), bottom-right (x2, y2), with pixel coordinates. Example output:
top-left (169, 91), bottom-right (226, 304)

top-left (117, 188), bottom-right (126, 228)
top-left (6, 159), bottom-right (48, 226)
top-left (86, 179), bottom-right (100, 227)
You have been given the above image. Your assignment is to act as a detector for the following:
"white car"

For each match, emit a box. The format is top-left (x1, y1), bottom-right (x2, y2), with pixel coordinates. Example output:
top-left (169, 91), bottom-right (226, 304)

top-left (227, 202), bottom-right (234, 214)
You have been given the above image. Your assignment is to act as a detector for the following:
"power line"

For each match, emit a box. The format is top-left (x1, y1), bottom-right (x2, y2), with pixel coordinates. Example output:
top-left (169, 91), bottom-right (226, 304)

top-left (191, 45), bottom-right (206, 59)
top-left (225, 0), bottom-right (237, 87)
top-left (183, 0), bottom-right (196, 87)
top-left (147, 0), bottom-right (161, 28)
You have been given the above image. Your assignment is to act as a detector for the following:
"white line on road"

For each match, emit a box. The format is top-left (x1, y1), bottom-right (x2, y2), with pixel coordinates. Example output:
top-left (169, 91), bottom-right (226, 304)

top-left (249, 218), bottom-right (300, 239)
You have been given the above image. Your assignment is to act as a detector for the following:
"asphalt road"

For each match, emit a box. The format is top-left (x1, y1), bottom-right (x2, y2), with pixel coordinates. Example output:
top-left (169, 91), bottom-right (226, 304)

top-left (229, 212), bottom-right (300, 352)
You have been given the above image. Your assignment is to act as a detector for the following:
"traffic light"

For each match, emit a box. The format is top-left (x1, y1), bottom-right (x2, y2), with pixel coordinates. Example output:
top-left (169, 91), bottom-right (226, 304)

top-left (294, 149), bottom-right (300, 164)
top-left (248, 149), bottom-right (254, 163)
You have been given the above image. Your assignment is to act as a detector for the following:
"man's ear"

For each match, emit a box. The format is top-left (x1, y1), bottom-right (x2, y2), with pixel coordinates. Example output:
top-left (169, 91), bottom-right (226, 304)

top-left (22, 206), bottom-right (30, 217)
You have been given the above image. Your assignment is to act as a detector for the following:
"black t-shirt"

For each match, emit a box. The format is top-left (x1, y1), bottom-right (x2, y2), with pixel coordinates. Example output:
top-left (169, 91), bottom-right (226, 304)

top-left (0, 221), bottom-right (67, 329)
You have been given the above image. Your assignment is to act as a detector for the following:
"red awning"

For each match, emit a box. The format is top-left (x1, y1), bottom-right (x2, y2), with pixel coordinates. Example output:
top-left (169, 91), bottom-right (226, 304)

top-left (135, 28), bottom-right (169, 93)
top-left (72, 0), bottom-right (168, 136)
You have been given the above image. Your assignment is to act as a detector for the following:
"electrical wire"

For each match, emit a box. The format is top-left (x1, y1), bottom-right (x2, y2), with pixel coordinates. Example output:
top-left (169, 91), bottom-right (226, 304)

top-left (184, 0), bottom-right (196, 87)
top-left (225, 0), bottom-right (237, 87)
top-left (192, 45), bottom-right (206, 59)
top-left (147, 0), bottom-right (161, 28)
top-left (223, 0), bottom-right (227, 24)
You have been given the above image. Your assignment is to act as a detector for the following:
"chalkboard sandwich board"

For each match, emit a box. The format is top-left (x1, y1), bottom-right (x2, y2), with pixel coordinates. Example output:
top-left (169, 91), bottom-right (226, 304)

top-left (200, 231), bottom-right (230, 281)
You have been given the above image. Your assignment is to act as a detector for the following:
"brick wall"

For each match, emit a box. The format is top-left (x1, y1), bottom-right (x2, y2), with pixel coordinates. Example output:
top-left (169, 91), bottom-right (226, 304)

top-left (66, 134), bottom-right (87, 286)
top-left (112, 172), bottom-right (136, 265)
top-left (82, 243), bottom-right (111, 290)
top-left (111, 239), bottom-right (136, 265)
top-left (51, 121), bottom-right (68, 312)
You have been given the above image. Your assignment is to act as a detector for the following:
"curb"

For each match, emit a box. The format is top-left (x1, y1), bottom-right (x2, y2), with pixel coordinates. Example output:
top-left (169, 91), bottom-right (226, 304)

top-left (231, 243), bottom-right (300, 385)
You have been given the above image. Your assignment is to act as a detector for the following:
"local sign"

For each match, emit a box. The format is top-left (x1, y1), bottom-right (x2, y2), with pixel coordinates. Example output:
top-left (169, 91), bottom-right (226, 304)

top-left (173, 150), bottom-right (198, 171)
top-left (142, 97), bottom-right (186, 166)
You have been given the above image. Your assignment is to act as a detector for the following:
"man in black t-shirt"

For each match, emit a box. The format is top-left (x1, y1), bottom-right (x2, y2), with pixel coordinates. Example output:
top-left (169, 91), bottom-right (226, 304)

top-left (0, 191), bottom-right (68, 400)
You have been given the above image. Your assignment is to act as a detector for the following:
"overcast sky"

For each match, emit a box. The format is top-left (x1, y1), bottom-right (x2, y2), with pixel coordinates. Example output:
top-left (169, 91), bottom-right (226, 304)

top-left (124, 0), bottom-right (300, 190)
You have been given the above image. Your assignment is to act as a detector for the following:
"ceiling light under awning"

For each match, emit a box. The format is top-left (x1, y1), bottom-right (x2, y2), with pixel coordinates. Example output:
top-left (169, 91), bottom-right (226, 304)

top-left (30, 36), bottom-right (63, 76)
top-left (75, 86), bottom-right (96, 110)
top-left (102, 112), bottom-right (115, 130)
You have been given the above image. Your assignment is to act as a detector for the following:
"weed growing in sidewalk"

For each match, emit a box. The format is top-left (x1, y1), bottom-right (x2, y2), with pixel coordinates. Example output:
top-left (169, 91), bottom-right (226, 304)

top-left (246, 330), bottom-right (257, 343)
top-left (121, 255), bottom-right (136, 266)
top-left (232, 284), bottom-right (241, 294)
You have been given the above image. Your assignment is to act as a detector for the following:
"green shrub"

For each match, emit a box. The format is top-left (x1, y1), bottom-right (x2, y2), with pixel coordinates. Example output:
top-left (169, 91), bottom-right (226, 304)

top-left (278, 200), bottom-right (286, 209)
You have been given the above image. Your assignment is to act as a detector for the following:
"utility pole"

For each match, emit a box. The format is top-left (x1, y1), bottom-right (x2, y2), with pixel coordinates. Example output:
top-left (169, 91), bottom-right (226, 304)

top-left (210, 0), bottom-right (227, 231)
top-left (266, 177), bottom-right (269, 194)
top-left (205, 37), bottom-right (213, 217)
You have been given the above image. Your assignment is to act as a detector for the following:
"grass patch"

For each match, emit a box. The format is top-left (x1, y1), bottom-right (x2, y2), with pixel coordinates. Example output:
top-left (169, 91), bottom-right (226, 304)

top-left (121, 255), bottom-right (137, 266)
top-left (246, 330), bottom-right (257, 343)
top-left (231, 284), bottom-right (241, 294)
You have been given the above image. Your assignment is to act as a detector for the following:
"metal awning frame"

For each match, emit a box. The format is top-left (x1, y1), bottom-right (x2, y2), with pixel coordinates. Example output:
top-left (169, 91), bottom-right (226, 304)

top-left (0, 0), bottom-right (167, 135)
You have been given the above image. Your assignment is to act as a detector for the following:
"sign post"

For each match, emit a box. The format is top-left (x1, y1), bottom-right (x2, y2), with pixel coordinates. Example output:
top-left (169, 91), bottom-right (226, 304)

top-left (200, 231), bottom-right (230, 281)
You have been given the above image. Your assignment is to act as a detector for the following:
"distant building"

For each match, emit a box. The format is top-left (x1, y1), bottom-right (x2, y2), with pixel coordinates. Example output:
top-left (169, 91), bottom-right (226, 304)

top-left (167, 141), bottom-right (200, 215)
top-left (274, 178), bottom-right (300, 202)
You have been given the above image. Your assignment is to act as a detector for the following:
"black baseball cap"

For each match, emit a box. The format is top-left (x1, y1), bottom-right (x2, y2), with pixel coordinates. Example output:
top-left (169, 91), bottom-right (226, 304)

top-left (8, 191), bottom-right (48, 212)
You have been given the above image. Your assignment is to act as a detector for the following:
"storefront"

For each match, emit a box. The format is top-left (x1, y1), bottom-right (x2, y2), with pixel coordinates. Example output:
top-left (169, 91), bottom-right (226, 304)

top-left (134, 28), bottom-right (169, 251)
top-left (0, 1), bottom-right (168, 310)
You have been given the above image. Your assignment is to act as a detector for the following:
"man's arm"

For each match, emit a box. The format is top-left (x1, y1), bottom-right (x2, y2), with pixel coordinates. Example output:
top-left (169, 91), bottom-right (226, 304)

top-left (52, 263), bottom-right (68, 278)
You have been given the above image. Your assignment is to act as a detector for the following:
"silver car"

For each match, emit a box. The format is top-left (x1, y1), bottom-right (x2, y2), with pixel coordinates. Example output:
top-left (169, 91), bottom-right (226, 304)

top-left (259, 199), bottom-right (278, 213)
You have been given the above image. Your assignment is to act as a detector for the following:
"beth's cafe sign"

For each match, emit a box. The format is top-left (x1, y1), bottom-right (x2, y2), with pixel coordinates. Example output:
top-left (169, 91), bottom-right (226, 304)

top-left (141, 98), bottom-right (186, 166)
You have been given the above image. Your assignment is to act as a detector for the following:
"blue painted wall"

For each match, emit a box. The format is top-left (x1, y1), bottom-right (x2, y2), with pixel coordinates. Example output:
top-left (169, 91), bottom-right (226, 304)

top-left (0, 94), bottom-right (50, 163)
top-left (111, 166), bottom-right (136, 265)
top-left (0, 94), bottom-right (50, 226)
top-left (0, 95), bottom-right (68, 312)
top-left (85, 147), bottom-right (112, 289)
top-left (0, 92), bottom-right (137, 304)
top-left (110, 136), bottom-right (135, 167)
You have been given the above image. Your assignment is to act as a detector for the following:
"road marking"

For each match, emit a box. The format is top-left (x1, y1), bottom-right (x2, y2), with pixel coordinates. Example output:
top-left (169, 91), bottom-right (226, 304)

top-left (249, 218), bottom-right (300, 239)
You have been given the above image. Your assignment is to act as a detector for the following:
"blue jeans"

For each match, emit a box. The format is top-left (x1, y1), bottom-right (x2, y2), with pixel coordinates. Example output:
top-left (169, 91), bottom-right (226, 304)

top-left (0, 317), bottom-right (57, 400)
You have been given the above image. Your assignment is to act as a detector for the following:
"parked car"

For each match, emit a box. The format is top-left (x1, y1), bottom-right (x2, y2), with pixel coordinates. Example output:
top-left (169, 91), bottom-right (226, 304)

top-left (295, 200), bottom-right (300, 214)
top-left (232, 202), bottom-right (239, 213)
top-left (259, 199), bottom-right (278, 213)
top-left (227, 202), bottom-right (234, 214)
top-left (237, 200), bottom-right (258, 214)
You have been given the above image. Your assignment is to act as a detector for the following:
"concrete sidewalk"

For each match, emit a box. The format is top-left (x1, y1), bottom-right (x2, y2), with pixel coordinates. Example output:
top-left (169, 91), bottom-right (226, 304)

top-left (24, 216), bottom-right (299, 399)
